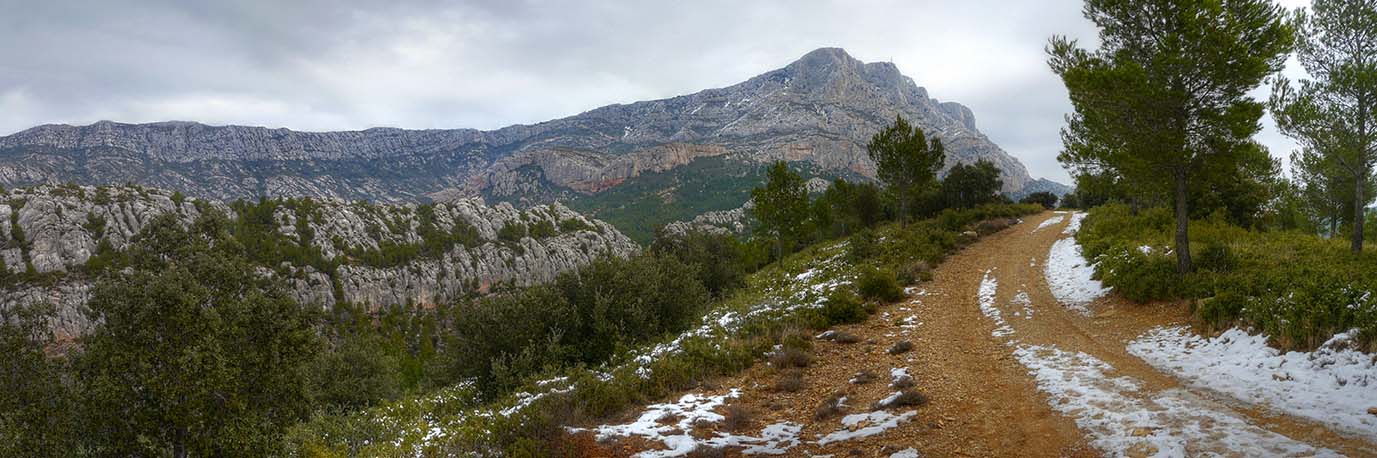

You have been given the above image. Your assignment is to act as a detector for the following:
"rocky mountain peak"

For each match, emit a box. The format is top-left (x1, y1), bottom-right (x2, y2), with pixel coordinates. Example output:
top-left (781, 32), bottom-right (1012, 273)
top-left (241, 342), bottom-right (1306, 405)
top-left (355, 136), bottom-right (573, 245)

top-left (774, 47), bottom-right (912, 98)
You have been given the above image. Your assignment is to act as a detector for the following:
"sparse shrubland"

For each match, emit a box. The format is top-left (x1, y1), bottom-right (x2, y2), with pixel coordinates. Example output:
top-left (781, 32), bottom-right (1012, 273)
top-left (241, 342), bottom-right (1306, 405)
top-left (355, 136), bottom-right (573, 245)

top-left (279, 203), bottom-right (1037, 455)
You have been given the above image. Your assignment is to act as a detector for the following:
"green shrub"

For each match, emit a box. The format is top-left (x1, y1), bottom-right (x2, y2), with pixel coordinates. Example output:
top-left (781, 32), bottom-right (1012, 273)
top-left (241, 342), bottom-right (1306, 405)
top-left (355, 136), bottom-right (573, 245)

top-left (1020, 191), bottom-right (1059, 209)
top-left (856, 267), bottom-right (904, 303)
top-left (650, 230), bottom-right (750, 298)
top-left (497, 222), bottom-right (527, 243)
top-left (813, 289), bottom-right (868, 327)
top-left (1093, 247), bottom-right (1183, 302)
top-left (529, 220), bottom-right (557, 239)
top-left (558, 218), bottom-right (594, 233)
top-left (847, 229), bottom-right (877, 262)
top-left (1078, 203), bottom-right (1377, 351)
top-left (1195, 243), bottom-right (1237, 273)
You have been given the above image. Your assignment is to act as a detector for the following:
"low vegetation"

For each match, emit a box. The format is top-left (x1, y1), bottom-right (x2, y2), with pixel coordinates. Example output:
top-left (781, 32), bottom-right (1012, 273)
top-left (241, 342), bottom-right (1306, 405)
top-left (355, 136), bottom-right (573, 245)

top-left (0, 113), bottom-right (1037, 456)
top-left (279, 203), bottom-right (1038, 455)
top-left (1078, 204), bottom-right (1377, 351)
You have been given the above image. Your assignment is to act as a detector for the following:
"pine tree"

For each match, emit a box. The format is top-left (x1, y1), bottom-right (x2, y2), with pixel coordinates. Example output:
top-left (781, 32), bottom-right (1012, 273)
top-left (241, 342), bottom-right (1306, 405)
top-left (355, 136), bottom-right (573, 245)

top-left (750, 162), bottom-right (809, 261)
top-left (1050, 0), bottom-right (1294, 273)
top-left (1271, 0), bottom-right (1377, 253)
top-left (941, 160), bottom-right (1004, 209)
top-left (867, 115), bottom-right (945, 223)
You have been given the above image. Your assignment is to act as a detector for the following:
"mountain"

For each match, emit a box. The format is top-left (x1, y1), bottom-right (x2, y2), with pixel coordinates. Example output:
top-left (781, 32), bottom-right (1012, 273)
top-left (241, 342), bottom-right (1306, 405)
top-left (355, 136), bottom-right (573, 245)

top-left (0, 48), bottom-right (1041, 231)
top-left (1011, 178), bottom-right (1074, 200)
top-left (0, 184), bottom-right (636, 338)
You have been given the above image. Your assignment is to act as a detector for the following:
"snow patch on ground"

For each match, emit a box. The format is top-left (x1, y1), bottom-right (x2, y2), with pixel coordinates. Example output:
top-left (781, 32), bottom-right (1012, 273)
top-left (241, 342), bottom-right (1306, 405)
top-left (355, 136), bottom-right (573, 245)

top-left (1044, 237), bottom-right (1109, 314)
top-left (577, 389), bottom-right (805, 457)
top-left (888, 448), bottom-right (920, 458)
top-left (890, 367), bottom-right (912, 388)
top-left (1129, 326), bottom-right (1377, 438)
top-left (977, 270), bottom-right (1014, 337)
top-left (1010, 291), bottom-right (1034, 320)
top-left (1062, 211), bottom-right (1088, 235)
top-left (1035, 215), bottom-right (1066, 232)
top-left (1012, 345), bottom-right (1338, 457)
top-left (816, 410), bottom-right (918, 445)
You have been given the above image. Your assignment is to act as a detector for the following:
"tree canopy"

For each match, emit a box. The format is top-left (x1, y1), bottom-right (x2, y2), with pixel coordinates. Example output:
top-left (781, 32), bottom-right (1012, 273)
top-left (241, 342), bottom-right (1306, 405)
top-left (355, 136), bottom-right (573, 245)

top-left (1050, 0), bottom-right (1294, 272)
top-left (77, 213), bottom-right (322, 457)
top-left (866, 115), bottom-right (946, 222)
top-left (1271, 0), bottom-right (1377, 253)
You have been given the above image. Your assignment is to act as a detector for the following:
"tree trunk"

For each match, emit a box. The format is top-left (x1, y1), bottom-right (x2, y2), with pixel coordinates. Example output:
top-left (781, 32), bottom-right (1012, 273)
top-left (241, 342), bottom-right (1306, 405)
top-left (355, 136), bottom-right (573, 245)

top-left (1355, 171), bottom-right (1367, 254)
top-left (1173, 169), bottom-right (1193, 274)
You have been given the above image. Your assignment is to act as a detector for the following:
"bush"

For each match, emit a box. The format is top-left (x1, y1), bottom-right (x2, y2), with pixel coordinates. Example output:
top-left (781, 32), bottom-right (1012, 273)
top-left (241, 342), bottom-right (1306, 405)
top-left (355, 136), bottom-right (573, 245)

top-left (528, 220), bottom-right (557, 239)
top-left (773, 370), bottom-right (804, 393)
top-left (1093, 247), bottom-right (1184, 302)
top-left (445, 253), bottom-right (713, 395)
top-left (1195, 243), bottom-right (1237, 273)
top-left (813, 290), bottom-right (868, 327)
top-left (650, 230), bottom-right (750, 298)
top-left (896, 260), bottom-right (933, 285)
top-left (1078, 203), bottom-right (1377, 351)
top-left (309, 334), bottom-right (403, 409)
top-left (497, 222), bottom-right (527, 243)
top-left (768, 347), bottom-right (811, 369)
top-left (847, 229), bottom-right (877, 262)
top-left (558, 218), bottom-right (594, 233)
top-left (856, 267), bottom-right (904, 303)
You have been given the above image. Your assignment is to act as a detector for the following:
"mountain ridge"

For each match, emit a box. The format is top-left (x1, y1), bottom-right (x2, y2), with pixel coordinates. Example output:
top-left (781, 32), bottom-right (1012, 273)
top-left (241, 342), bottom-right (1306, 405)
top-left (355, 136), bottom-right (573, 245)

top-left (0, 48), bottom-right (1053, 208)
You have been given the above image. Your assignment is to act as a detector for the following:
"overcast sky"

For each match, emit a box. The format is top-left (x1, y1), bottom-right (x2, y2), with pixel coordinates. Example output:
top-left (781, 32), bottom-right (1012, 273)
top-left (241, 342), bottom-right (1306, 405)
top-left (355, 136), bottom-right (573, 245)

top-left (0, 0), bottom-right (1312, 183)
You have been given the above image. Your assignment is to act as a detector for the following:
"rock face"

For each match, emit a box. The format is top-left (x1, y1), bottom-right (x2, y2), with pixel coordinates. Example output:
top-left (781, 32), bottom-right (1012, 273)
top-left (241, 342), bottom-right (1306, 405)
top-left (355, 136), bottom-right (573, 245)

top-left (0, 185), bottom-right (637, 338)
top-left (0, 48), bottom-right (1036, 206)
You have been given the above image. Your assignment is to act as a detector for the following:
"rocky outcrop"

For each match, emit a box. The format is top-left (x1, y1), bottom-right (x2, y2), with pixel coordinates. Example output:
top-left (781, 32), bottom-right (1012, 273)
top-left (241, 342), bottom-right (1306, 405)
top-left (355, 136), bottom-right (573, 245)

top-left (0, 48), bottom-right (1038, 206)
top-left (459, 143), bottom-right (729, 196)
top-left (0, 185), bottom-right (638, 337)
top-left (662, 200), bottom-right (754, 237)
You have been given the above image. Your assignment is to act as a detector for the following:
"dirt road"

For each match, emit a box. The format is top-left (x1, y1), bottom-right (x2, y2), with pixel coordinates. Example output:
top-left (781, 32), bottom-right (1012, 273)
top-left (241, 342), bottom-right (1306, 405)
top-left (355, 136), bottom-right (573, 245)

top-left (572, 212), bottom-right (1377, 457)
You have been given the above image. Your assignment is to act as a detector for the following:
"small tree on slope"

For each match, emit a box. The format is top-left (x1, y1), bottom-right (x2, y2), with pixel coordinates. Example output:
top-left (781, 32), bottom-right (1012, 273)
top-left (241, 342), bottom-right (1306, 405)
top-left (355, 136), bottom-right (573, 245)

top-left (751, 161), bottom-right (809, 262)
top-left (867, 115), bottom-right (945, 223)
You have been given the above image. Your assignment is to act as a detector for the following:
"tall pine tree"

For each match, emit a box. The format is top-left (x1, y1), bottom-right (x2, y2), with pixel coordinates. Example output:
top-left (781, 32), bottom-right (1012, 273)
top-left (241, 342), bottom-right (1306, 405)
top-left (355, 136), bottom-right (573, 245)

top-left (1271, 0), bottom-right (1377, 253)
top-left (1050, 0), bottom-right (1293, 273)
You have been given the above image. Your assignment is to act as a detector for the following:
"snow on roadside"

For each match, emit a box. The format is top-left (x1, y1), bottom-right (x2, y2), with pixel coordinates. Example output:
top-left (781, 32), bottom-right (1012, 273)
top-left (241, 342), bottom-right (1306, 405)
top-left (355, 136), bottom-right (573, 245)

top-left (1034, 215), bottom-right (1065, 232)
top-left (1062, 211), bottom-right (1088, 235)
top-left (1044, 237), bottom-right (1109, 315)
top-left (1012, 345), bottom-right (1339, 457)
top-left (576, 389), bottom-right (804, 457)
top-left (1129, 326), bottom-right (1377, 438)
